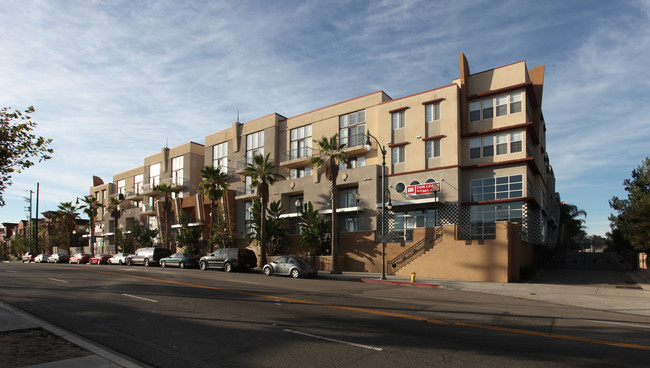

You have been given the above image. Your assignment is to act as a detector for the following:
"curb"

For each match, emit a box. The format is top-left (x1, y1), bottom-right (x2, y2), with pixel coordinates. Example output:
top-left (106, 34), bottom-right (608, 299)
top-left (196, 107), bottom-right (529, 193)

top-left (359, 278), bottom-right (440, 288)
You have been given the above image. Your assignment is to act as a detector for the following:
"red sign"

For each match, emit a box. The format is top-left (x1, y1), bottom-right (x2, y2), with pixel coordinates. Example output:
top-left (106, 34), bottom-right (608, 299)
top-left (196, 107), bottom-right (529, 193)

top-left (406, 182), bottom-right (441, 195)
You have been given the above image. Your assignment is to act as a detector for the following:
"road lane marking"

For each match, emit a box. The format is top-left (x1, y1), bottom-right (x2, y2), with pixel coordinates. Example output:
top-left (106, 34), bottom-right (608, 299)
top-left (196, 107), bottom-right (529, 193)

top-left (122, 293), bottom-right (159, 303)
top-left (284, 328), bottom-right (383, 351)
top-left (60, 267), bottom-right (650, 351)
top-left (564, 318), bottom-right (650, 329)
top-left (225, 279), bottom-right (260, 285)
top-left (5, 270), bottom-right (16, 273)
top-left (48, 278), bottom-right (69, 283)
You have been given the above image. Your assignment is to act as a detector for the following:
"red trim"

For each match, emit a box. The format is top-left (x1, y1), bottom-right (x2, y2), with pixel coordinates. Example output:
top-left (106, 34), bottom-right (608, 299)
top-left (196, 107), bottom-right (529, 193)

top-left (467, 82), bottom-right (532, 100)
top-left (461, 122), bottom-right (532, 138)
top-left (422, 135), bottom-right (446, 141)
top-left (388, 165), bottom-right (459, 177)
top-left (388, 142), bottom-right (409, 148)
top-left (388, 106), bottom-right (409, 114)
top-left (421, 98), bottom-right (445, 105)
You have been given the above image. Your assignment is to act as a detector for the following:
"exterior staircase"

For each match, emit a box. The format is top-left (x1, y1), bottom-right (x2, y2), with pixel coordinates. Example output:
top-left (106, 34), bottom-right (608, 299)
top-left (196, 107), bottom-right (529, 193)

top-left (388, 226), bottom-right (443, 274)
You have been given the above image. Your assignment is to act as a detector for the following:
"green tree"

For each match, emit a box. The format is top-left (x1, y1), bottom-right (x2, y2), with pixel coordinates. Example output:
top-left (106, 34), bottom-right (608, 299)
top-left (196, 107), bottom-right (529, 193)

top-left (242, 153), bottom-right (284, 266)
top-left (132, 221), bottom-right (158, 250)
top-left (57, 201), bottom-right (79, 252)
top-left (79, 195), bottom-right (103, 257)
top-left (106, 196), bottom-right (123, 254)
top-left (559, 202), bottom-right (587, 249)
top-left (153, 183), bottom-right (175, 249)
top-left (298, 201), bottom-right (331, 256)
top-left (245, 198), bottom-right (288, 256)
top-left (199, 165), bottom-right (232, 250)
top-left (609, 157), bottom-right (650, 252)
top-left (0, 106), bottom-right (53, 206)
top-left (176, 212), bottom-right (202, 254)
top-left (310, 134), bottom-right (350, 273)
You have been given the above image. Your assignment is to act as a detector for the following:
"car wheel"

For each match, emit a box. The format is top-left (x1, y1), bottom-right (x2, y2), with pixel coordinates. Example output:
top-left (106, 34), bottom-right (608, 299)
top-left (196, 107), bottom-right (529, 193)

top-left (127, 259), bottom-right (132, 266)
top-left (290, 269), bottom-right (300, 279)
top-left (144, 259), bottom-right (149, 267)
top-left (179, 262), bottom-right (185, 269)
top-left (200, 261), bottom-right (207, 271)
top-left (263, 266), bottom-right (273, 276)
top-left (223, 262), bottom-right (232, 272)
top-left (160, 261), bottom-right (166, 268)
top-left (119, 260), bottom-right (123, 265)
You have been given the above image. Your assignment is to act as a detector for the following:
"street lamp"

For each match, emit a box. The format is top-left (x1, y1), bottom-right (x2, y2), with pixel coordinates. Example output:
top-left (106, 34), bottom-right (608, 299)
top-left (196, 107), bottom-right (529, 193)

top-left (365, 131), bottom-right (392, 280)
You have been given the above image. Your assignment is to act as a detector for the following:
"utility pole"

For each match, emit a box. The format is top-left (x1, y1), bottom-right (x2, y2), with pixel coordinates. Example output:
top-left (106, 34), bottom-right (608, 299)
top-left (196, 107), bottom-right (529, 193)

top-left (35, 183), bottom-right (40, 252)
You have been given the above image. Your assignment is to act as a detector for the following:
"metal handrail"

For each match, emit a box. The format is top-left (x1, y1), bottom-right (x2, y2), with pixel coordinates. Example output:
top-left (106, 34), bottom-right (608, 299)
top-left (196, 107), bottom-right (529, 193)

top-left (388, 226), bottom-right (443, 272)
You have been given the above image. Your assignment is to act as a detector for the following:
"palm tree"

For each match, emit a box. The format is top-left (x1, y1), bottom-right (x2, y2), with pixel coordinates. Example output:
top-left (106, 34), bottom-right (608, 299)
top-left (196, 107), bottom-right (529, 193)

top-left (199, 165), bottom-right (231, 250)
top-left (57, 201), bottom-right (79, 252)
top-left (241, 153), bottom-right (284, 266)
top-left (154, 183), bottom-right (175, 249)
top-left (106, 196), bottom-right (122, 254)
top-left (79, 195), bottom-right (103, 257)
top-left (559, 202), bottom-right (587, 249)
top-left (310, 134), bottom-right (350, 273)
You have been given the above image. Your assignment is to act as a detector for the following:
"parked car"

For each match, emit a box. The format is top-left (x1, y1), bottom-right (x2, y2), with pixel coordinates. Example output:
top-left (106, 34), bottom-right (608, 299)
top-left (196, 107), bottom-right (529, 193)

top-left (34, 253), bottom-right (50, 263)
top-left (108, 253), bottom-right (131, 265)
top-left (127, 247), bottom-right (172, 267)
top-left (90, 254), bottom-right (111, 265)
top-left (21, 252), bottom-right (37, 263)
top-left (48, 253), bottom-right (70, 263)
top-left (199, 248), bottom-right (257, 272)
top-left (69, 253), bottom-right (91, 264)
top-left (262, 255), bottom-right (318, 278)
top-left (160, 253), bottom-right (200, 269)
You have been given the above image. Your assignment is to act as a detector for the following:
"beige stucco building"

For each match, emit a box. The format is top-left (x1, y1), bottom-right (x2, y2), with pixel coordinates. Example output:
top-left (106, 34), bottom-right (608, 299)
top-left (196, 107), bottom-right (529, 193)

top-left (88, 54), bottom-right (559, 282)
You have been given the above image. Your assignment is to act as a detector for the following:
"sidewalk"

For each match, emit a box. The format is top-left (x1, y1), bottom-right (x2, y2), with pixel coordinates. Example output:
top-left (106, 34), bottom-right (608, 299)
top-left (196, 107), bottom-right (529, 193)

top-left (0, 301), bottom-right (148, 368)
top-left (318, 268), bottom-right (650, 318)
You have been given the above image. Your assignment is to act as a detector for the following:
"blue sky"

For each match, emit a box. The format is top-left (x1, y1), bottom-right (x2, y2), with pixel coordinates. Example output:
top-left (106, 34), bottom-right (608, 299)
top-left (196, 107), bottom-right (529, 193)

top-left (1, 0), bottom-right (650, 237)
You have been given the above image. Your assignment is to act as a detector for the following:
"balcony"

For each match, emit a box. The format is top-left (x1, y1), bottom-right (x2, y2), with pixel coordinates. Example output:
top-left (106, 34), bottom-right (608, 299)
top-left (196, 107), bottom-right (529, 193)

top-left (140, 204), bottom-right (156, 215)
top-left (126, 188), bottom-right (144, 201)
top-left (340, 133), bottom-right (369, 156)
top-left (280, 147), bottom-right (313, 169)
top-left (235, 185), bottom-right (257, 200)
top-left (160, 177), bottom-right (187, 192)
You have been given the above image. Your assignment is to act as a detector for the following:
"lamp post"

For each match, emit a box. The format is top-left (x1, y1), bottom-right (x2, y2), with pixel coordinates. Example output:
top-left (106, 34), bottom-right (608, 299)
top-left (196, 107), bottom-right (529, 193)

top-left (365, 131), bottom-right (392, 280)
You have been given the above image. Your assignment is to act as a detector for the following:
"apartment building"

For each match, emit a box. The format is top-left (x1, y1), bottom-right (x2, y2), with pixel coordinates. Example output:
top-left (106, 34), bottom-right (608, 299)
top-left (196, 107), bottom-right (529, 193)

top-left (91, 54), bottom-right (559, 282)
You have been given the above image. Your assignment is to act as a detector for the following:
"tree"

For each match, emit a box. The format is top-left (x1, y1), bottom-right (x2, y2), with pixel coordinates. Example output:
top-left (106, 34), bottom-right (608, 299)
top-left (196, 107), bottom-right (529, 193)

top-left (559, 202), bottom-right (587, 249)
top-left (106, 196), bottom-right (122, 254)
top-left (609, 157), bottom-right (650, 252)
top-left (310, 134), bottom-right (350, 273)
top-left (176, 212), bottom-right (202, 254)
top-left (0, 106), bottom-right (53, 206)
top-left (245, 198), bottom-right (288, 256)
top-left (298, 201), bottom-right (331, 256)
top-left (133, 221), bottom-right (158, 250)
top-left (57, 201), bottom-right (79, 252)
top-left (153, 183), bottom-right (175, 249)
top-left (199, 165), bottom-right (232, 250)
top-left (79, 195), bottom-right (103, 257)
top-left (241, 153), bottom-right (284, 266)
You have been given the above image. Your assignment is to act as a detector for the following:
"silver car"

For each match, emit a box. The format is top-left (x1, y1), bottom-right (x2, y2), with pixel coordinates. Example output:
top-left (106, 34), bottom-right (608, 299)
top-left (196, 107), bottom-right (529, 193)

top-left (263, 256), bottom-right (318, 278)
top-left (108, 253), bottom-right (132, 265)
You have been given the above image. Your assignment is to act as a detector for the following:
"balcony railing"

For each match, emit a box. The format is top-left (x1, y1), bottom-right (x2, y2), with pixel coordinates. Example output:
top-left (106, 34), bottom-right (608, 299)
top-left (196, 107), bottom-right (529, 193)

top-left (236, 186), bottom-right (256, 197)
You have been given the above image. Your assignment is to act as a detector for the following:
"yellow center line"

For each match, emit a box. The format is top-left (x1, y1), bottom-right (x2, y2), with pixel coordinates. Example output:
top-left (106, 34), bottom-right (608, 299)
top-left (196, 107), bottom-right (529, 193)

top-left (59, 266), bottom-right (650, 350)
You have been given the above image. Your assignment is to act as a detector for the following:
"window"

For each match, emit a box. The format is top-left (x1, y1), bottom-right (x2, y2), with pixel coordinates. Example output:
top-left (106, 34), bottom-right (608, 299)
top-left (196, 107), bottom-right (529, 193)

top-left (425, 139), bottom-right (440, 158)
top-left (510, 92), bottom-right (522, 114)
top-left (213, 142), bottom-right (228, 172)
top-left (470, 175), bottom-right (523, 202)
top-left (289, 219), bottom-right (301, 235)
top-left (246, 131), bottom-right (264, 165)
top-left (469, 130), bottom-right (524, 159)
top-left (172, 156), bottom-right (183, 186)
top-left (392, 110), bottom-right (405, 130)
top-left (496, 133), bottom-right (508, 155)
top-left (425, 102), bottom-right (441, 122)
top-left (392, 208), bottom-right (438, 241)
top-left (395, 182), bottom-right (405, 193)
top-left (289, 195), bottom-right (304, 213)
top-left (117, 179), bottom-right (126, 197)
top-left (289, 166), bottom-right (312, 179)
top-left (392, 146), bottom-right (405, 164)
top-left (290, 125), bottom-right (312, 159)
top-left (339, 214), bottom-right (358, 232)
top-left (510, 131), bottom-right (523, 153)
top-left (245, 202), bottom-right (253, 235)
top-left (470, 91), bottom-right (523, 122)
top-left (338, 187), bottom-right (358, 208)
top-left (339, 110), bottom-right (366, 148)
top-left (470, 202), bottom-right (523, 239)
top-left (149, 163), bottom-right (160, 186)
top-left (132, 174), bottom-right (143, 196)
top-left (340, 155), bottom-right (365, 170)
top-left (244, 176), bottom-right (255, 195)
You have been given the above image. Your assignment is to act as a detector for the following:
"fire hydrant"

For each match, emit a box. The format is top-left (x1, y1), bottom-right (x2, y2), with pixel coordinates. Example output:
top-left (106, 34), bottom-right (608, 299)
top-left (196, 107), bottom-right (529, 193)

top-left (410, 271), bottom-right (416, 283)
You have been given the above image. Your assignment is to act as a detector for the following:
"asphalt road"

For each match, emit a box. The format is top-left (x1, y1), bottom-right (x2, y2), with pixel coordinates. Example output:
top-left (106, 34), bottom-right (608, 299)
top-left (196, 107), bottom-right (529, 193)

top-left (2, 262), bottom-right (650, 367)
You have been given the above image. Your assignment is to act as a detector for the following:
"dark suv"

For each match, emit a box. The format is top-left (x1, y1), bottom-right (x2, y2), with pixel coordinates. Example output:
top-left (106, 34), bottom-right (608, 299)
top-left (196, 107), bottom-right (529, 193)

top-left (199, 248), bottom-right (257, 272)
top-left (127, 247), bottom-right (172, 267)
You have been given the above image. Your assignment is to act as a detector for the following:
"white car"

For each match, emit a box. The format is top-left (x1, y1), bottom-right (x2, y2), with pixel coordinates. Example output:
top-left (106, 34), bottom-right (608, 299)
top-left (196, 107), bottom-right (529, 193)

top-left (109, 253), bottom-right (132, 265)
top-left (34, 254), bottom-right (50, 263)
